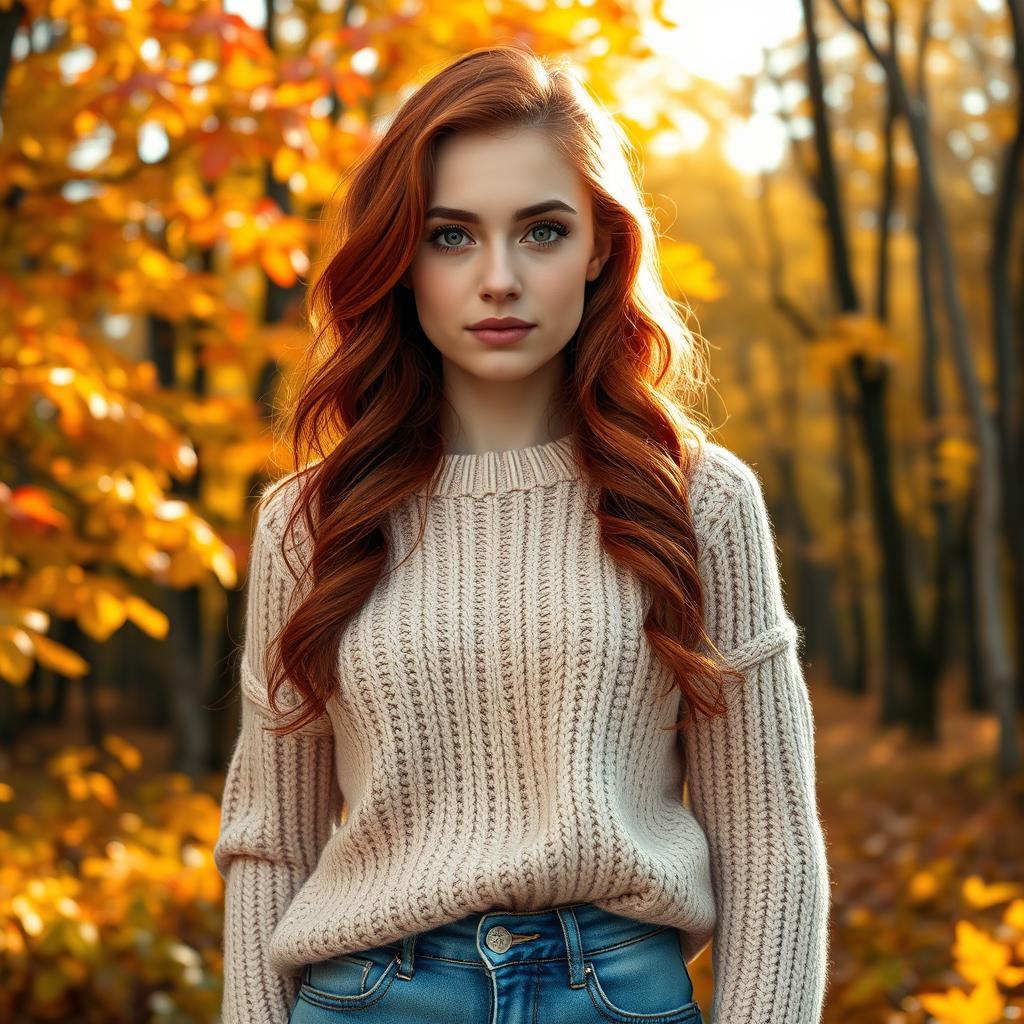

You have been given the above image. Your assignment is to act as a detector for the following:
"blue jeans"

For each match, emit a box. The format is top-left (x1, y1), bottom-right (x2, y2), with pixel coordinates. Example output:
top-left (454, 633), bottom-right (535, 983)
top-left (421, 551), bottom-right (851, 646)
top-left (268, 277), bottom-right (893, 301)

top-left (288, 901), bottom-right (703, 1023)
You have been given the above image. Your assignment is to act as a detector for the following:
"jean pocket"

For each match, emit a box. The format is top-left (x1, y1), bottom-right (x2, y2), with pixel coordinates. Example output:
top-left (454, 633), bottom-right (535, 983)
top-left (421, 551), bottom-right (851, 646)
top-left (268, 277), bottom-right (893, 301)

top-left (298, 947), bottom-right (401, 1009)
top-left (584, 927), bottom-right (702, 1023)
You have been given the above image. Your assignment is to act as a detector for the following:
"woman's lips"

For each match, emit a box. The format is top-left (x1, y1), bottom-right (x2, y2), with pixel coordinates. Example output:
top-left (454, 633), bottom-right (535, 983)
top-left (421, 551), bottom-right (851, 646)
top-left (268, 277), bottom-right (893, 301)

top-left (468, 325), bottom-right (534, 345)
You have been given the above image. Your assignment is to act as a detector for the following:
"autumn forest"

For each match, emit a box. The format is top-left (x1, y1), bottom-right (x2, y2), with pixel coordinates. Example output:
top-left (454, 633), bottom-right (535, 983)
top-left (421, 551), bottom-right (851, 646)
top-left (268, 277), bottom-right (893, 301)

top-left (1, 0), bottom-right (1023, 1022)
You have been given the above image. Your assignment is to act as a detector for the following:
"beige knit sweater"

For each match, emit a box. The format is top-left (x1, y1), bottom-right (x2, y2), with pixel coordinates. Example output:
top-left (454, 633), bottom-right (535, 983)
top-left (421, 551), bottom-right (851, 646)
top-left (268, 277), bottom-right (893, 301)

top-left (213, 436), bottom-right (831, 1024)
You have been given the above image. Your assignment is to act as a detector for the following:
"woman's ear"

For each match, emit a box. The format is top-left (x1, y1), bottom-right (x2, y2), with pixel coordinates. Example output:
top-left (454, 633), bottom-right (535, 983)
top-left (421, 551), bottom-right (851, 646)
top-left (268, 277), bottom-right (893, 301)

top-left (586, 230), bottom-right (612, 282)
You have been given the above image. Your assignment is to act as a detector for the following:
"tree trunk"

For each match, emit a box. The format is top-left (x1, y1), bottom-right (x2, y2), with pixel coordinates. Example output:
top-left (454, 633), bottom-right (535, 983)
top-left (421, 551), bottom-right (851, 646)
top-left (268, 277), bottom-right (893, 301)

top-left (830, 0), bottom-right (1017, 776)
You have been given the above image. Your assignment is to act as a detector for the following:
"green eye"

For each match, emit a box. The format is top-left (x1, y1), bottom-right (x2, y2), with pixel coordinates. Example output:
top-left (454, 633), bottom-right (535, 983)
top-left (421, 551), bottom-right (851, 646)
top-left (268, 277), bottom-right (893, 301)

top-left (427, 219), bottom-right (571, 253)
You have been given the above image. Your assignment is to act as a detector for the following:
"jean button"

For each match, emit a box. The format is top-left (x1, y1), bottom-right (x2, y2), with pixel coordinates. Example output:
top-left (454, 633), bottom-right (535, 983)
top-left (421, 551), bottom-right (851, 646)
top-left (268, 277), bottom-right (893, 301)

top-left (485, 925), bottom-right (513, 953)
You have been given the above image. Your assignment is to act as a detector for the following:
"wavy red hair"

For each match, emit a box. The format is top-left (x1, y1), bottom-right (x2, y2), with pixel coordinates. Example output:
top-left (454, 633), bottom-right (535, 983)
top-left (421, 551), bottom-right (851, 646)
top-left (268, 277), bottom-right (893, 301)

top-left (258, 42), bottom-right (743, 737)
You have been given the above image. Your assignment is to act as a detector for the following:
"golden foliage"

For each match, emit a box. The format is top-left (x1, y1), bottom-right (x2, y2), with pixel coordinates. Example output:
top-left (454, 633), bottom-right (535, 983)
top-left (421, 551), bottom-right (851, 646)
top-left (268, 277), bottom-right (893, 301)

top-left (659, 239), bottom-right (726, 302)
top-left (2, 0), bottom-right (699, 691)
top-left (916, 900), bottom-right (1024, 1024)
top-left (0, 738), bottom-right (225, 1020)
top-left (818, 728), bottom-right (1024, 1024)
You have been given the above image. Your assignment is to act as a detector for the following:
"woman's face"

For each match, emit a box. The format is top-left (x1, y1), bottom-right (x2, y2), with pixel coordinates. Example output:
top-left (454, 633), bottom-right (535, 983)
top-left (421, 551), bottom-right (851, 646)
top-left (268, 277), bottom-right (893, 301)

top-left (402, 126), bottom-right (610, 390)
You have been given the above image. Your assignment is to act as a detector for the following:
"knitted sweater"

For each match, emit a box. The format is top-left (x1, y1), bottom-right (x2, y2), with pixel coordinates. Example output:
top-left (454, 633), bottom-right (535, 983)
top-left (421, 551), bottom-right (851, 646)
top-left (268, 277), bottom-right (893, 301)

top-left (212, 436), bottom-right (831, 1024)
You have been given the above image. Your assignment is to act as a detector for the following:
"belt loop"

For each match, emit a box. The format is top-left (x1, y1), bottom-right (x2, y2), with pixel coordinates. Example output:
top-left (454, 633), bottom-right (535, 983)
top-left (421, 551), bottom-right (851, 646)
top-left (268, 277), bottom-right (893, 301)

top-left (397, 933), bottom-right (416, 979)
top-left (556, 906), bottom-right (587, 988)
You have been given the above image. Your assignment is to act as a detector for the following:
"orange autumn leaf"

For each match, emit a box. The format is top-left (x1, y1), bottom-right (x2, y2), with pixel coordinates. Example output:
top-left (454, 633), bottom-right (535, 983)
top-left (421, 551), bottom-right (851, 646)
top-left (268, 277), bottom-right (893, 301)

top-left (7, 486), bottom-right (69, 531)
top-left (962, 875), bottom-right (1023, 909)
top-left (918, 977), bottom-right (1005, 1024)
top-left (1003, 899), bottom-right (1024, 932)
top-left (260, 247), bottom-right (297, 287)
top-left (28, 630), bottom-right (89, 679)
top-left (952, 920), bottom-right (1024, 987)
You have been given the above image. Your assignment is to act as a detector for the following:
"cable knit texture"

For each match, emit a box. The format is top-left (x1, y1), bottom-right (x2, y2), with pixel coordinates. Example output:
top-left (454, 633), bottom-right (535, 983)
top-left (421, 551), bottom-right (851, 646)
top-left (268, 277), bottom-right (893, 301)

top-left (212, 436), bottom-right (831, 1024)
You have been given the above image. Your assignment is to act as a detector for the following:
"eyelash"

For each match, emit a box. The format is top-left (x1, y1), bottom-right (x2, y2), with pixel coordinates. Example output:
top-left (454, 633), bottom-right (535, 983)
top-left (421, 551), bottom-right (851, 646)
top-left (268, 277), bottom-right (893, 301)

top-left (427, 219), bottom-right (571, 254)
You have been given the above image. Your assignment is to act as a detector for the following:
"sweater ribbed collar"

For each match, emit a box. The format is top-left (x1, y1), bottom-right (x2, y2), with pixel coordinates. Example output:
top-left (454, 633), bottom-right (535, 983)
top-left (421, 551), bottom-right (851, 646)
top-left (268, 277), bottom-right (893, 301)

top-left (417, 433), bottom-right (580, 498)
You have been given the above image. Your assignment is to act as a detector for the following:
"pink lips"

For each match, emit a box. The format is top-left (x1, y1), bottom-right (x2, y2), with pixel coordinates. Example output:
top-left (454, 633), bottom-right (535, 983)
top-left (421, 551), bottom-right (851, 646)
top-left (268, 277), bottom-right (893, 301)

top-left (469, 325), bottom-right (534, 345)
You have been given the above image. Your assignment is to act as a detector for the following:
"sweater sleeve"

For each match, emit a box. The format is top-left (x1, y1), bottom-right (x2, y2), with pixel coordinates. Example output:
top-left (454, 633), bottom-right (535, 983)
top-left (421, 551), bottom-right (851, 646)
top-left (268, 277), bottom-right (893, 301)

top-left (212, 488), bottom-right (342, 1024)
top-left (682, 455), bottom-right (831, 1024)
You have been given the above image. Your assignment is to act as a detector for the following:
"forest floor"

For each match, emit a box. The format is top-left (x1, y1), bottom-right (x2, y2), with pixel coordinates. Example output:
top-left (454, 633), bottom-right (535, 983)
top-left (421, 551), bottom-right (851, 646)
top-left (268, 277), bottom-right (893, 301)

top-left (688, 666), bottom-right (1024, 1023)
top-left (4, 666), bottom-right (1024, 1024)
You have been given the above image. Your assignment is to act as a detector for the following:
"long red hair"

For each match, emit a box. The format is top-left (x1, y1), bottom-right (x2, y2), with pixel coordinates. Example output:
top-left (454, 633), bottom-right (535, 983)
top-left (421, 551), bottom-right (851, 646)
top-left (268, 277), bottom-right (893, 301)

top-left (259, 42), bottom-right (742, 737)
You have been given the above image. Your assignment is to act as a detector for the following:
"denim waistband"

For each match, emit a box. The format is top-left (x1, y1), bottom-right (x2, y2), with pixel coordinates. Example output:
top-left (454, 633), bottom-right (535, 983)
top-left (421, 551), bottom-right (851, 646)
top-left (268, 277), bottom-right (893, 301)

top-left (380, 901), bottom-right (670, 969)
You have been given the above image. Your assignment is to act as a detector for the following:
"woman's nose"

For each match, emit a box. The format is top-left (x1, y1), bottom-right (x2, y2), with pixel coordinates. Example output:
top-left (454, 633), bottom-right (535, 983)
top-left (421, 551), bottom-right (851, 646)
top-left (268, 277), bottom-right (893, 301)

top-left (478, 249), bottom-right (521, 300)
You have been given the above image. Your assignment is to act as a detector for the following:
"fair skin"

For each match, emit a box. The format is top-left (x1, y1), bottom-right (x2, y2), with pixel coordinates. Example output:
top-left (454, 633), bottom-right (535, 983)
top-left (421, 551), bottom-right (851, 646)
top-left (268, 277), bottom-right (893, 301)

top-left (400, 125), bottom-right (612, 456)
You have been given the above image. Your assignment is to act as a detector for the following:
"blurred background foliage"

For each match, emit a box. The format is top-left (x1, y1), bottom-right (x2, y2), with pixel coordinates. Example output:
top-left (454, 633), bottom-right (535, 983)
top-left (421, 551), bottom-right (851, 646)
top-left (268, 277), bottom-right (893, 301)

top-left (0, 0), bottom-right (1022, 1021)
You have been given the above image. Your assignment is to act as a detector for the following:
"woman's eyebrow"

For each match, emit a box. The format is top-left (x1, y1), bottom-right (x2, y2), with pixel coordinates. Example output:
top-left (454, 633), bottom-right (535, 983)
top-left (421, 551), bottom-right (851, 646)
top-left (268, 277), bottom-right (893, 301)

top-left (423, 199), bottom-right (578, 223)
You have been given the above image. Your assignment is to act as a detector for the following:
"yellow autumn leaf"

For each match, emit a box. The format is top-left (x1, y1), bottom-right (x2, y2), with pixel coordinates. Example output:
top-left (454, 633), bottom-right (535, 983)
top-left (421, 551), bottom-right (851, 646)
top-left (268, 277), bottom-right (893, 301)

top-left (261, 247), bottom-right (297, 288)
top-left (29, 630), bottom-right (89, 678)
top-left (910, 869), bottom-right (939, 902)
top-left (228, 220), bottom-right (262, 258)
top-left (150, 542), bottom-right (186, 585)
top-left (189, 289), bottom-right (217, 318)
top-left (659, 239), bottom-right (725, 302)
top-left (299, 164), bottom-right (330, 199)
top-left (102, 735), bottom-right (143, 771)
top-left (952, 920), bottom-right (1020, 986)
top-left (65, 773), bottom-right (90, 802)
top-left (123, 595), bottom-right (169, 639)
top-left (0, 602), bottom-right (48, 630)
top-left (48, 0), bottom-right (78, 18)
top-left (73, 109), bottom-right (99, 137)
top-left (162, 792), bottom-right (223, 846)
top-left (174, 183), bottom-right (213, 221)
top-left (275, 80), bottom-right (324, 107)
top-left (209, 545), bottom-right (238, 589)
top-left (222, 53), bottom-right (275, 91)
top-left (47, 746), bottom-right (95, 777)
top-left (918, 977), bottom-right (1005, 1024)
top-left (152, 106), bottom-right (186, 138)
top-left (0, 626), bottom-right (34, 685)
top-left (962, 875), bottom-right (1023, 909)
top-left (273, 145), bottom-right (301, 181)
top-left (165, 216), bottom-right (188, 255)
top-left (1003, 899), bottom-right (1024, 931)
top-left (137, 248), bottom-right (184, 282)
top-left (20, 135), bottom-right (43, 160)
top-left (78, 583), bottom-right (126, 641)
top-left (49, 242), bottom-right (83, 271)
top-left (45, 382), bottom-right (84, 438)
top-left (86, 772), bottom-right (117, 808)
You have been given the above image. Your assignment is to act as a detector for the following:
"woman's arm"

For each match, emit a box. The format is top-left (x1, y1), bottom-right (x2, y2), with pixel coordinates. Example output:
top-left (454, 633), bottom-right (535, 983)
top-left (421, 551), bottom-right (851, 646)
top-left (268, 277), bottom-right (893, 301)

top-left (683, 451), bottom-right (831, 1024)
top-left (213, 485), bottom-right (343, 1024)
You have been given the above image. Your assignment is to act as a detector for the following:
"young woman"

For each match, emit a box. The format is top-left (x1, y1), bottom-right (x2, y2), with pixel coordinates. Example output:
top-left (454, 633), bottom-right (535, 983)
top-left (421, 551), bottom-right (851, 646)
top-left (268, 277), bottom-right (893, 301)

top-left (213, 43), bottom-right (831, 1024)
